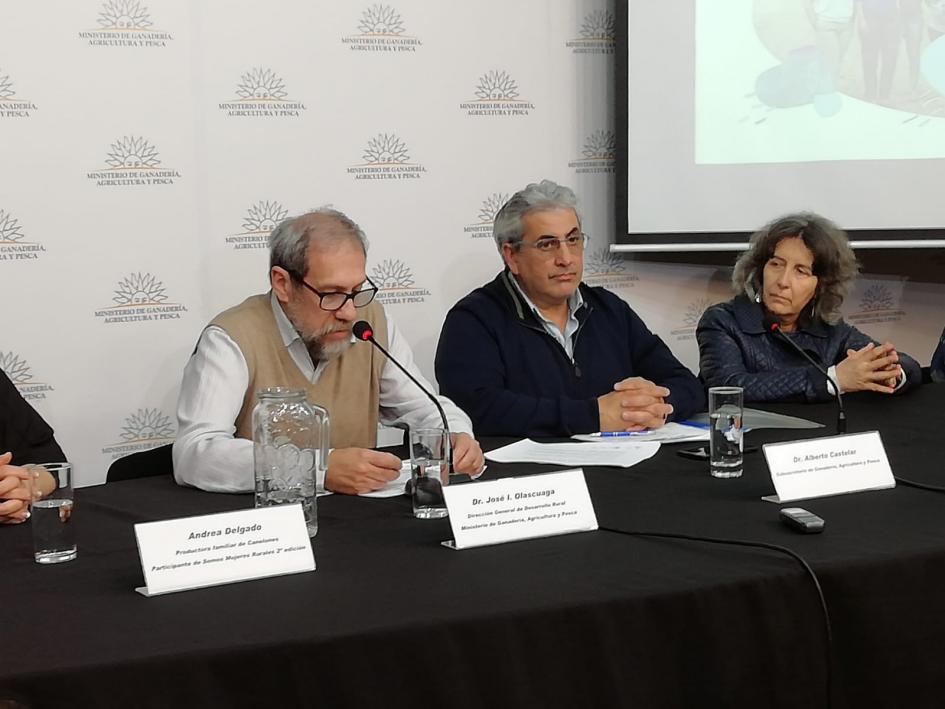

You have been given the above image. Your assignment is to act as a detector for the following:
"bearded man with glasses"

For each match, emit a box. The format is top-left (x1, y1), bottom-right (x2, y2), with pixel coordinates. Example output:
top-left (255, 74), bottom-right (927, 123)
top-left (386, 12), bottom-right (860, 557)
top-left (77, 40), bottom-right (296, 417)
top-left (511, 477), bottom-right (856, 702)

top-left (174, 208), bottom-right (483, 495)
top-left (435, 180), bottom-right (704, 437)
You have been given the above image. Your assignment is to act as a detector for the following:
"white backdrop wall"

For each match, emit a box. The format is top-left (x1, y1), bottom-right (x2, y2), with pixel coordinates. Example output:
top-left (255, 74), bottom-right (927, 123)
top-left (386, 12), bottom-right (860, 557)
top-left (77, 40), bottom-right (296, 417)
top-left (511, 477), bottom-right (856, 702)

top-left (2, 1), bottom-right (942, 486)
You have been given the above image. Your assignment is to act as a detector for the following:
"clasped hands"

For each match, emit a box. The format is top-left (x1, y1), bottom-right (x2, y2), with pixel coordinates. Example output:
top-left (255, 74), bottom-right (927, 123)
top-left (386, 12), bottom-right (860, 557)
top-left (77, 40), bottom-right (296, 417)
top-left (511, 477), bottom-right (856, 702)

top-left (598, 377), bottom-right (673, 433)
top-left (325, 432), bottom-right (485, 495)
top-left (0, 452), bottom-right (51, 525)
top-left (836, 341), bottom-right (903, 394)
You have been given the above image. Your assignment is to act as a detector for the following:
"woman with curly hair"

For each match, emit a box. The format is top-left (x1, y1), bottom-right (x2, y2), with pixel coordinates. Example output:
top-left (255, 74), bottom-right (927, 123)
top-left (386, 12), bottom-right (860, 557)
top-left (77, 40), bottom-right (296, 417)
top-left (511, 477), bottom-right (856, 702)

top-left (697, 212), bottom-right (921, 402)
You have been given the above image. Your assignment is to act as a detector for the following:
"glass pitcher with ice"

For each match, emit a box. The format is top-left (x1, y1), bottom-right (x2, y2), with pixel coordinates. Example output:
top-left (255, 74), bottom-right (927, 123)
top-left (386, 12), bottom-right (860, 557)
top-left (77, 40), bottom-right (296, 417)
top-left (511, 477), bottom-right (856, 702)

top-left (252, 387), bottom-right (329, 537)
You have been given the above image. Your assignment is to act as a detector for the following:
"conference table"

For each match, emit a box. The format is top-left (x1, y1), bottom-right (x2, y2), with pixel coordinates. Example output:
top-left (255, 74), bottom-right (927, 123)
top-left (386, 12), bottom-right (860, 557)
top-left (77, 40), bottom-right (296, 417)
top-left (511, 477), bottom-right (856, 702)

top-left (4, 385), bottom-right (945, 709)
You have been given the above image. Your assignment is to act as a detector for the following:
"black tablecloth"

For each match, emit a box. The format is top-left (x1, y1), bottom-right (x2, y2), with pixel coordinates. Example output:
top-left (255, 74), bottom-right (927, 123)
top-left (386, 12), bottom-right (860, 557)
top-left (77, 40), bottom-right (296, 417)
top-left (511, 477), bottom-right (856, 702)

top-left (3, 386), bottom-right (945, 708)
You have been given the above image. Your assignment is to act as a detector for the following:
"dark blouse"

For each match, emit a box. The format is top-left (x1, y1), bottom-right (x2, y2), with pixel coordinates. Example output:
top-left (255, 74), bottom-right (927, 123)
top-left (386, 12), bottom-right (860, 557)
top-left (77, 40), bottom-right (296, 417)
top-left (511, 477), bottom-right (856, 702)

top-left (0, 368), bottom-right (65, 464)
top-left (697, 295), bottom-right (922, 402)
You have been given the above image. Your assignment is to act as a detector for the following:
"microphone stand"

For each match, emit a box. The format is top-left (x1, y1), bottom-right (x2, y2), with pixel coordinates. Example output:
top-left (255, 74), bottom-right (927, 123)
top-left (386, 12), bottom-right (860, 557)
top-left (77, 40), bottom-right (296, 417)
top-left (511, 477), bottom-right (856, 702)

top-left (353, 321), bottom-right (454, 472)
top-left (765, 318), bottom-right (846, 434)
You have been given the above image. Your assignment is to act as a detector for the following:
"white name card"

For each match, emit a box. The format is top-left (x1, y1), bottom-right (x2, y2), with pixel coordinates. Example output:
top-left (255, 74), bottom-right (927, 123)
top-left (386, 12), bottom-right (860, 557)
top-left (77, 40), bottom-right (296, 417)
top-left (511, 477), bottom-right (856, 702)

top-left (442, 468), bottom-right (598, 550)
top-left (134, 505), bottom-right (315, 596)
top-left (762, 430), bottom-right (895, 504)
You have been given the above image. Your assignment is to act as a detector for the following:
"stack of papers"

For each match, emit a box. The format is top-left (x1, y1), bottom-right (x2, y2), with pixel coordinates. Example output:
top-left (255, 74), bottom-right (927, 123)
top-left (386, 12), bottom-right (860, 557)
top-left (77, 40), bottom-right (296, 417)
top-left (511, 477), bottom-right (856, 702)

top-left (485, 439), bottom-right (660, 468)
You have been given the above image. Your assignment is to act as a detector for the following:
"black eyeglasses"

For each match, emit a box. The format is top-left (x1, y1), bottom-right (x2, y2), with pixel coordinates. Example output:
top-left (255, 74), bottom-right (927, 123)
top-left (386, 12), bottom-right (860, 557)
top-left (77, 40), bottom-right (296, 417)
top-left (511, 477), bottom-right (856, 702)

top-left (293, 274), bottom-right (379, 312)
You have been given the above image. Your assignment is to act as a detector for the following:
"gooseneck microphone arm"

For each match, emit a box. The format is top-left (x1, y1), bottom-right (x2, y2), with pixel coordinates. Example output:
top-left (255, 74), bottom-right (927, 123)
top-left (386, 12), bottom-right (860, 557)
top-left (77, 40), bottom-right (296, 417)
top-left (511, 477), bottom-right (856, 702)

top-left (352, 320), bottom-right (454, 469)
top-left (763, 315), bottom-right (846, 434)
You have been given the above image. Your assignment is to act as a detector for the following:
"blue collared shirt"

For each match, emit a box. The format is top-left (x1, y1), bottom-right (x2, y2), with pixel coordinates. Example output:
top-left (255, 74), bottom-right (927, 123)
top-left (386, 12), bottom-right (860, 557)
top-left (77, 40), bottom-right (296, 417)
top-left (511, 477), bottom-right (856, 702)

top-left (508, 275), bottom-right (584, 360)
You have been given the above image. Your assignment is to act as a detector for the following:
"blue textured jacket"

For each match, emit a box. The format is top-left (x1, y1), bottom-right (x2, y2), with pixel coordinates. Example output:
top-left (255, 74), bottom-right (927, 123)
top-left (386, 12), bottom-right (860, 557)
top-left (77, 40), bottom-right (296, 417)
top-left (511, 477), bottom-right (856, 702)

top-left (697, 295), bottom-right (922, 402)
top-left (434, 270), bottom-right (705, 437)
top-left (932, 327), bottom-right (945, 383)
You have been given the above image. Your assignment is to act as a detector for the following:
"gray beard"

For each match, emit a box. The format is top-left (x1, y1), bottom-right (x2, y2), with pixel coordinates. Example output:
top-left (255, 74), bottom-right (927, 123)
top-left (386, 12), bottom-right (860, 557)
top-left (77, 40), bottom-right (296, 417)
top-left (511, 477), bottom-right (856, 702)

top-left (303, 332), bottom-right (352, 363)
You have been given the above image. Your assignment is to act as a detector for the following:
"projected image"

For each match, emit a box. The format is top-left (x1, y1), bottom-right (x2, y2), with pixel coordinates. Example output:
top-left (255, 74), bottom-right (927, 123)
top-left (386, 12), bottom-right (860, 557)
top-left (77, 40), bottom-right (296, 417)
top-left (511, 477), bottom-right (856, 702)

top-left (696, 0), bottom-right (945, 164)
top-left (753, 0), bottom-right (945, 116)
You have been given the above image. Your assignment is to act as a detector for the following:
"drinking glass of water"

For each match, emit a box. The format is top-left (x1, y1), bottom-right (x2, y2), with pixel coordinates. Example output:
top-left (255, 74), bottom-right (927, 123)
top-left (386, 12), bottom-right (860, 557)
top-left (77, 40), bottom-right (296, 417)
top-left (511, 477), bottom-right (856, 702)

top-left (32, 462), bottom-right (77, 564)
top-left (708, 387), bottom-right (744, 478)
top-left (409, 428), bottom-right (450, 519)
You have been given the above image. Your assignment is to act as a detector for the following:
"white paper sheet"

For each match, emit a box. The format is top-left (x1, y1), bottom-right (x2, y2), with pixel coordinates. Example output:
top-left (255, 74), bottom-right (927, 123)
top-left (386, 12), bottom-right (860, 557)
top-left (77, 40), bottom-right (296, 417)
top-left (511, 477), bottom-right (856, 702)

top-left (572, 422), bottom-right (709, 444)
top-left (484, 439), bottom-right (660, 467)
top-left (357, 461), bottom-right (488, 499)
top-left (358, 461), bottom-right (412, 498)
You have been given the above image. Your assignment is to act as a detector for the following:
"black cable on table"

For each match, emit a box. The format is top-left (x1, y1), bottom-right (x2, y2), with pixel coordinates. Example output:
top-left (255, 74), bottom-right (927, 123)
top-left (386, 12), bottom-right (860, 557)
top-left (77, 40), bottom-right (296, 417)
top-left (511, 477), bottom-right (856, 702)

top-left (893, 476), bottom-right (945, 493)
top-left (598, 525), bottom-right (834, 709)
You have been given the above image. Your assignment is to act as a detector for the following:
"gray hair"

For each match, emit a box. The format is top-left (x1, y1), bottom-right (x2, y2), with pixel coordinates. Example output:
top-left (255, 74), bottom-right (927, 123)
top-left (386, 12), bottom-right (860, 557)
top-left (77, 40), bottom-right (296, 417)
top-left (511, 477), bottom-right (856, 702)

top-left (492, 179), bottom-right (582, 253)
top-left (269, 207), bottom-right (368, 280)
top-left (732, 212), bottom-right (859, 324)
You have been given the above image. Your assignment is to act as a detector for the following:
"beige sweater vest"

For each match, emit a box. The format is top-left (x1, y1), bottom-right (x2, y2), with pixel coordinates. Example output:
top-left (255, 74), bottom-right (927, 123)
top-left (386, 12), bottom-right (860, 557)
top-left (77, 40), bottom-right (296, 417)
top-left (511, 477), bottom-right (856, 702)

top-left (210, 294), bottom-right (389, 449)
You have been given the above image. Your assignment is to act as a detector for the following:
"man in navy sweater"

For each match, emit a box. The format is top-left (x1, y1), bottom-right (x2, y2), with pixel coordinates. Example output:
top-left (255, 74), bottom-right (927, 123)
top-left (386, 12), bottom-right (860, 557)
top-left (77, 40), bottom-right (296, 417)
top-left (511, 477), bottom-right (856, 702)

top-left (435, 180), bottom-right (705, 437)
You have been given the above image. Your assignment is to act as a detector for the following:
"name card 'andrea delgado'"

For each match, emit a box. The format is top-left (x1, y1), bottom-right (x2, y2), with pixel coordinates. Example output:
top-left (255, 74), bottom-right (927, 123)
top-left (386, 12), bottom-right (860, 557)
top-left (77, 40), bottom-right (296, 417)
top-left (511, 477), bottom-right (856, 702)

top-left (442, 468), bottom-right (598, 550)
top-left (134, 505), bottom-right (315, 596)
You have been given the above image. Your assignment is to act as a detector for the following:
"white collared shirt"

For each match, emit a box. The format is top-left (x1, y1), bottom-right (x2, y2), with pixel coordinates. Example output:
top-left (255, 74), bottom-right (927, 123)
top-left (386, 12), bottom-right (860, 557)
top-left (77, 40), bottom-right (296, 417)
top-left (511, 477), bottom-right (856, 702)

top-left (172, 293), bottom-right (472, 493)
top-left (508, 274), bottom-right (585, 360)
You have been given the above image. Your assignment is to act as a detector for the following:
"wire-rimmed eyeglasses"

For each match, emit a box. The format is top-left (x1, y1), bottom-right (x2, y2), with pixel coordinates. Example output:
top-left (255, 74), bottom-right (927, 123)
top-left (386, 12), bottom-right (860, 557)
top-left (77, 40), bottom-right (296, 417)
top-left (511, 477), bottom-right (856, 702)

top-left (515, 232), bottom-right (589, 255)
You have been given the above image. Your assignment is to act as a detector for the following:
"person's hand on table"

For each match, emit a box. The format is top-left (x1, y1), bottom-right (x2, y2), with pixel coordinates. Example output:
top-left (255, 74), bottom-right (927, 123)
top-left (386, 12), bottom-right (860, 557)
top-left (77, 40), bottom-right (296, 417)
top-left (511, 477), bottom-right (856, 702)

top-left (598, 377), bottom-right (673, 432)
top-left (326, 448), bottom-right (401, 495)
top-left (450, 432), bottom-right (484, 477)
top-left (0, 452), bottom-right (40, 525)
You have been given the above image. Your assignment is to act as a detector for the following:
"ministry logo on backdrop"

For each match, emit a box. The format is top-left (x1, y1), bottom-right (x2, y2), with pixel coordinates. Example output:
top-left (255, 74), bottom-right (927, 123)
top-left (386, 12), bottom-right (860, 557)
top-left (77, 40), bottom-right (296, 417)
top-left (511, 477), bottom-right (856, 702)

top-left (78, 0), bottom-right (173, 47)
top-left (370, 259), bottom-right (430, 305)
top-left (101, 408), bottom-right (176, 460)
top-left (670, 298), bottom-right (715, 342)
top-left (460, 70), bottom-right (534, 117)
top-left (464, 192), bottom-right (508, 239)
top-left (0, 69), bottom-right (37, 118)
top-left (347, 133), bottom-right (426, 180)
top-left (569, 130), bottom-right (616, 174)
top-left (342, 5), bottom-right (422, 52)
top-left (86, 136), bottom-right (180, 187)
top-left (583, 247), bottom-right (638, 290)
top-left (94, 272), bottom-right (188, 324)
top-left (225, 201), bottom-right (288, 250)
top-left (218, 68), bottom-right (306, 117)
top-left (0, 352), bottom-right (54, 401)
top-left (846, 284), bottom-right (906, 325)
top-left (0, 210), bottom-right (45, 261)
top-left (566, 10), bottom-right (616, 55)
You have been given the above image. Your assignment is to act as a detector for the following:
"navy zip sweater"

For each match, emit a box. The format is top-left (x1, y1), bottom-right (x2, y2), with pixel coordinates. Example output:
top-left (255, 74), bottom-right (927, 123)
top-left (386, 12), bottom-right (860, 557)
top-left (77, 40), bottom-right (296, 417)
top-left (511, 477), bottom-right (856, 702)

top-left (434, 271), bottom-right (705, 437)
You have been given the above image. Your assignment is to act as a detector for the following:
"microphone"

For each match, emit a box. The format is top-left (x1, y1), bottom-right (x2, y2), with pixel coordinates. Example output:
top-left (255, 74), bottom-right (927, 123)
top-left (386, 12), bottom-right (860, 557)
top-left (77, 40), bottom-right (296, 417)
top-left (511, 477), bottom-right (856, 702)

top-left (762, 314), bottom-right (846, 433)
top-left (352, 320), bottom-right (454, 471)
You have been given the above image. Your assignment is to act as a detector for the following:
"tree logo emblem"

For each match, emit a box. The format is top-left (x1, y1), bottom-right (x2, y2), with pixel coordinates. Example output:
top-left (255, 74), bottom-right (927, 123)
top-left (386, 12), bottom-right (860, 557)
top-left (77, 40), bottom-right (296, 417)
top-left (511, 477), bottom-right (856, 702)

top-left (112, 272), bottom-right (168, 306)
top-left (567, 10), bottom-right (616, 53)
top-left (0, 352), bottom-right (31, 384)
top-left (0, 71), bottom-right (15, 101)
top-left (580, 10), bottom-right (616, 40)
top-left (236, 68), bottom-right (288, 101)
top-left (98, 0), bottom-right (153, 30)
top-left (475, 71), bottom-right (519, 101)
top-left (570, 130), bottom-right (617, 173)
top-left (860, 285), bottom-right (895, 312)
top-left (358, 5), bottom-right (406, 35)
top-left (371, 259), bottom-right (415, 289)
top-left (105, 136), bottom-right (161, 170)
top-left (0, 210), bottom-right (25, 243)
top-left (243, 201), bottom-right (288, 233)
top-left (584, 248), bottom-right (625, 276)
top-left (120, 408), bottom-right (175, 442)
top-left (478, 193), bottom-right (509, 224)
top-left (362, 133), bottom-right (411, 164)
top-left (582, 130), bottom-right (616, 160)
